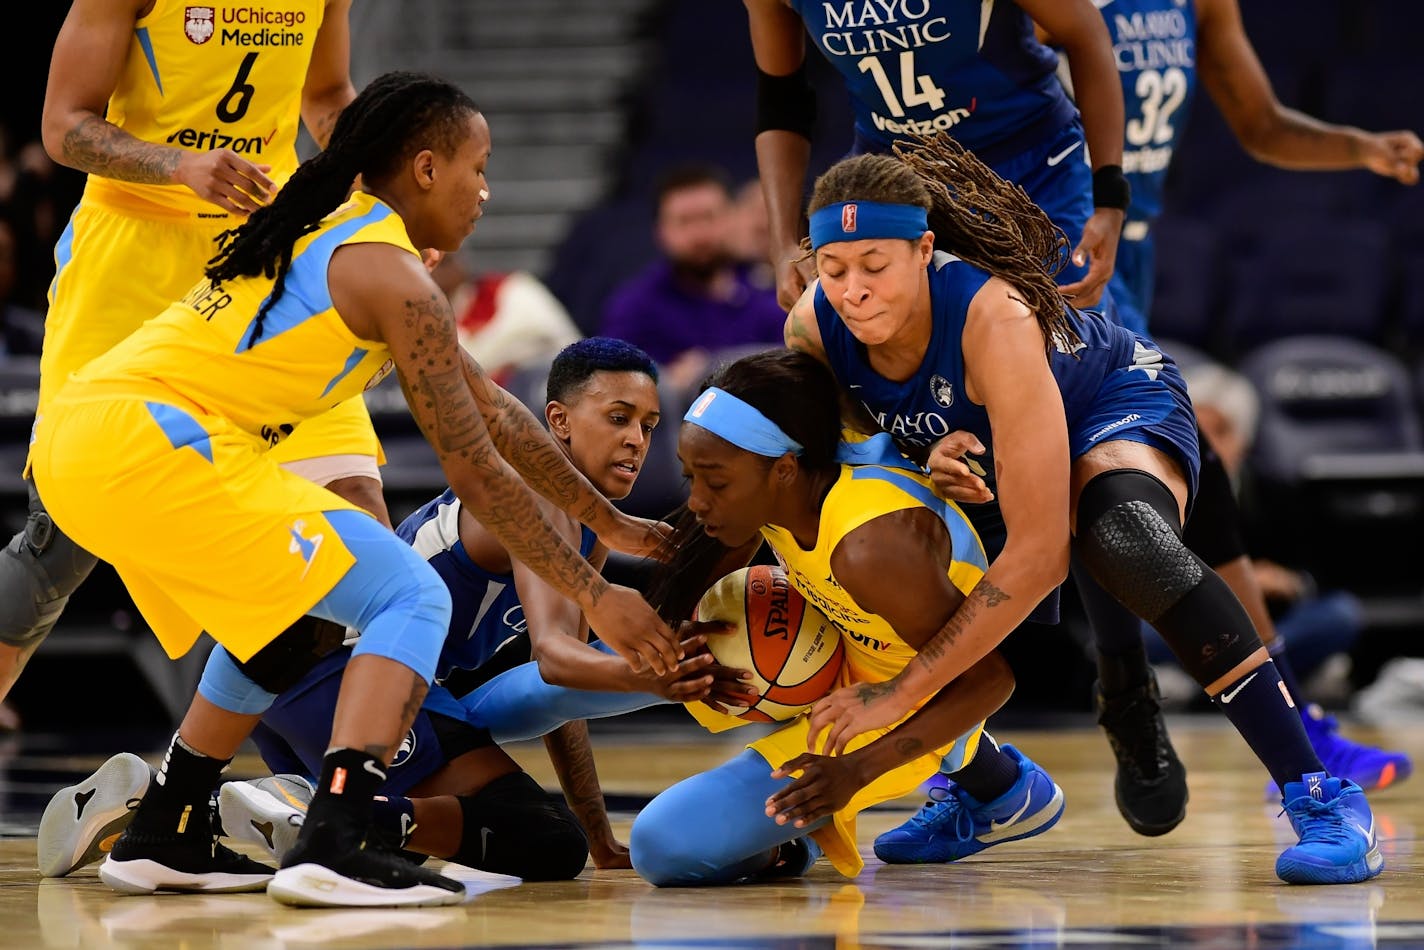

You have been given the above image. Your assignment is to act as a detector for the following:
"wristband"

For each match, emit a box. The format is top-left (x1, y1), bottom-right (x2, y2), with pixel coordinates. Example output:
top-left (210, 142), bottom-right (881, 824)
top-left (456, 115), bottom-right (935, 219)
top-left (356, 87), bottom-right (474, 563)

top-left (1092, 164), bottom-right (1131, 211)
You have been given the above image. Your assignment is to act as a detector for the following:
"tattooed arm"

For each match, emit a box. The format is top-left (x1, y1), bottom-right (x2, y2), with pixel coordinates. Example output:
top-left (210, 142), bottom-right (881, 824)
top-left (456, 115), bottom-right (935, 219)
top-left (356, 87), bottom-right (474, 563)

top-left (457, 349), bottom-right (666, 558)
top-left (767, 652), bottom-right (1015, 827)
top-left (805, 283), bottom-right (1071, 751)
top-left (544, 721), bottom-right (629, 869)
top-left (302, 0), bottom-right (358, 149)
top-left (42, 0), bottom-right (274, 214)
top-left (331, 245), bottom-right (679, 675)
top-left (764, 509), bottom-right (1015, 821)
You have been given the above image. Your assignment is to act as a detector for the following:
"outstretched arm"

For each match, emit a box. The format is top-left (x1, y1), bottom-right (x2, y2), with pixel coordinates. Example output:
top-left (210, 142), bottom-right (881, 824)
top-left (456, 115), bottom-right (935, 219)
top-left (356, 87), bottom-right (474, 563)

top-left (771, 507), bottom-right (1015, 819)
top-left (42, 0), bottom-right (274, 213)
top-left (808, 282), bottom-right (1071, 747)
top-left (1196, 0), bottom-right (1422, 183)
top-left (747, 0), bottom-right (818, 310)
top-left (1021, 0), bottom-right (1126, 307)
top-left (769, 652), bottom-right (1015, 826)
top-left (332, 245), bottom-right (678, 675)
top-left (543, 721), bottom-right (628, 869)
top-left (459, 350), bottom-right (667, 559)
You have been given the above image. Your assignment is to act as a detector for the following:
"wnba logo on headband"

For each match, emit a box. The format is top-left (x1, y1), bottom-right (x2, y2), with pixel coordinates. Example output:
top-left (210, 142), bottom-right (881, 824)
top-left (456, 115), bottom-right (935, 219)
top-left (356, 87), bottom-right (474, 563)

top-left (810, 200), bottom-right (928, 249)
top-left (688, 389), bottom-right (717, 418)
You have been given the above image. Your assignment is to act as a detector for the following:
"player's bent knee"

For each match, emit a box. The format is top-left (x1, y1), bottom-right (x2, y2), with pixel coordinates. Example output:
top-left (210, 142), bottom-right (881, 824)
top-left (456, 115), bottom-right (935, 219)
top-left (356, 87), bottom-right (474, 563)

top-left (629, 794), bottom-right (708, 887)
top-left (0, 517), bottom-right (98, 647)
top-left (1073, 469), bottom-right (1197, 624)
top-left (454, 772), bottom-right (588, 880)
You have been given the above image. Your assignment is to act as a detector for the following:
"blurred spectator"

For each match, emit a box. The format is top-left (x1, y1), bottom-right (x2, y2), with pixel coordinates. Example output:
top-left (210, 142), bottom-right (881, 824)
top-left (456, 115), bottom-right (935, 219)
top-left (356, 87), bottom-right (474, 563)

top-left (1149, 361), bottom-right (1366, 707)
top-left (0, 214), bottom-right (45, 357)
top-left (429, 251), bottom-right (581, 387)
top-left (0, 136), bottom-right (82, 311)
top-left (727, 177), bottom-right (774, 291)
top-left (600, 163), bottom-right (785, 390)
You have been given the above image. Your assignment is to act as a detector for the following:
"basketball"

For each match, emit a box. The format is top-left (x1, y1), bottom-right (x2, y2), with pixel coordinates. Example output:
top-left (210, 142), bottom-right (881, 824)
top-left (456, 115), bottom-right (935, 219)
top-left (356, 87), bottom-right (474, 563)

top-left (694, 564), bottom-right (846, 722)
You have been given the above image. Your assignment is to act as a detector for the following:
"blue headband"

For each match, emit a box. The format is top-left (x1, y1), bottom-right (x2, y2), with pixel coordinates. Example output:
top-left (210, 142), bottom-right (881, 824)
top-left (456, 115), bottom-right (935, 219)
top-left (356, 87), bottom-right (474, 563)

top-left (809, 200), bottom-right (928, 250)
top-left (683, 387), bottom-right (803, 458)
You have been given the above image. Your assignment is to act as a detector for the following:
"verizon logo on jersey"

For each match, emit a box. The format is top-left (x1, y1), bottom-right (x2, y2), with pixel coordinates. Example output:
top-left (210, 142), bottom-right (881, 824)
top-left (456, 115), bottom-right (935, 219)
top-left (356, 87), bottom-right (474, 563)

top-left (166, 127), bottom-right (274, 154)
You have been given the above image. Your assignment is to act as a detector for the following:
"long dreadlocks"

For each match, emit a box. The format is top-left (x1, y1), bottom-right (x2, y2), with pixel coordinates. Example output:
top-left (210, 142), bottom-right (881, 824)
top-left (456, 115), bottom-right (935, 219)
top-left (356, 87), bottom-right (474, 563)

top-left (204, 71), bottom-right (479, 344)
top-left (804, 132), bottom-right (1083, 357)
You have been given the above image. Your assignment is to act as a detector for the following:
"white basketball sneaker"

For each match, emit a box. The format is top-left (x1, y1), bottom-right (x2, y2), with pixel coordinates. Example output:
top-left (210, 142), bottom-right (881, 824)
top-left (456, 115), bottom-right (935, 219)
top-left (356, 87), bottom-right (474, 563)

top-left (217, 774), bottom-right (313, 862)
top-left (37, 752), bottom-right (152, 878)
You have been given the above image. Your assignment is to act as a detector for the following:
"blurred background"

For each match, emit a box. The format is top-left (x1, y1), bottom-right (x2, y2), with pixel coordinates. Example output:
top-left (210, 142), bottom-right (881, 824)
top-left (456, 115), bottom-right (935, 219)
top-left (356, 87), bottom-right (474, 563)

top-left (2, 0), bottom-right (1423, 738)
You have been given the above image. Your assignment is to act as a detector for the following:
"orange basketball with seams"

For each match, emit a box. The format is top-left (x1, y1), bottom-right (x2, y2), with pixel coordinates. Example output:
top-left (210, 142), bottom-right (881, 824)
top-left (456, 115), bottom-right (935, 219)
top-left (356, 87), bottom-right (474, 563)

top-left (695, 564), bottom-right (846, 722)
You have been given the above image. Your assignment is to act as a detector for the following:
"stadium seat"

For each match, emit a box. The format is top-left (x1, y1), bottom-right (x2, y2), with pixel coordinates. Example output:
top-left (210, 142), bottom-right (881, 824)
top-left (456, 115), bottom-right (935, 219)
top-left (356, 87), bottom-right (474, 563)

top-left (1219, 219), bottom-right (1392, 355)
top-left (1238, 335), bottom-right (1424, 593)
top-left (1144, 218), bottom-right (1223, 355)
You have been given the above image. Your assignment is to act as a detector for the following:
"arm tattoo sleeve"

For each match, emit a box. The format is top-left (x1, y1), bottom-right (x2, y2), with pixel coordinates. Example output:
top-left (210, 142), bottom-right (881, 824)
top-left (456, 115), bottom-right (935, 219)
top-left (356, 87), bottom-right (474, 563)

top-left (398, 293), bottom-right (606, 605)
top-left (543, 722), bottom-right (613, 838)
top-left (914, 580), bottom-right (1011, 672)
top-left (461, 350), bottom-right (614, 527)
top-left (61, 115), bottom-right (181, 184)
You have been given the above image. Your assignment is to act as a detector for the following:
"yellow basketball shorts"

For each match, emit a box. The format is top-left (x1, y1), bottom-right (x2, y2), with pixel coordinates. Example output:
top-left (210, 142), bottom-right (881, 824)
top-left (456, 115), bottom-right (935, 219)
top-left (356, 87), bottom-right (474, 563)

top-left (30, 393), bottom-right (363, 662)
top-left (685, 662), bottom-right (986, 877)
top-left (42, 201), bottom-right (381, 466)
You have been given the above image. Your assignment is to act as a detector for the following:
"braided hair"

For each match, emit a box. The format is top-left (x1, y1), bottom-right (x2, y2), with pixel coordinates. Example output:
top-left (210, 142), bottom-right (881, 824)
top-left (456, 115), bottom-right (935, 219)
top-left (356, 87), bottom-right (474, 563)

top-left (804, 133), bottom-right (1082, 357)
top-left (205, 71), bottom-right (480, 344)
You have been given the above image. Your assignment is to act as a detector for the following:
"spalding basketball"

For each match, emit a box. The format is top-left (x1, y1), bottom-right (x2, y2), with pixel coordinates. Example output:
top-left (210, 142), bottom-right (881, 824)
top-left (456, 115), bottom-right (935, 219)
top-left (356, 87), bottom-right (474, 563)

top-left (695, 564), bottom-right (846, 722)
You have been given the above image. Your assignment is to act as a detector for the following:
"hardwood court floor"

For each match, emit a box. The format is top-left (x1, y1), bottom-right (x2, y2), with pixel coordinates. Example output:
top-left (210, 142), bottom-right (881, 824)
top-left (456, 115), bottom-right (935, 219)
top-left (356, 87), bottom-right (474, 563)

top-left (3, 718), bottom-right (1423, 949)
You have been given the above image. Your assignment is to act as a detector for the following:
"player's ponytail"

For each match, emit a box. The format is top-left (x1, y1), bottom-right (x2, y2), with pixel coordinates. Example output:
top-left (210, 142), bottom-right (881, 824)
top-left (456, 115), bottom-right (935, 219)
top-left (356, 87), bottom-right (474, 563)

top-left (205, 71), bottom-right (480, 344)
top-left (648, 349), bottom-right (844, 622)
top-left (806, 139), bottom-right (1082, 357)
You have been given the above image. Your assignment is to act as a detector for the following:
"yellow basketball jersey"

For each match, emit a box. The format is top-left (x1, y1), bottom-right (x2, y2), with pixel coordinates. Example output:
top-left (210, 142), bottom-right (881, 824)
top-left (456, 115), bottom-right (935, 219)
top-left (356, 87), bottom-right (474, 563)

top-left (85, 0), bottom-right (325, 219)
top-left (759, 462), bottom-right (988, 684)
top-left (62, 191), bottom-right (411, 448)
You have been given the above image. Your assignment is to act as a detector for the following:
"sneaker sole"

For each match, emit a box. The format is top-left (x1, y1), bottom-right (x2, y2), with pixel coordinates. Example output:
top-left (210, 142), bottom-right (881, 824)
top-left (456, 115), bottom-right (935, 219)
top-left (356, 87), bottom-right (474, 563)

top-left (218, 782), bottom-right (304, 862)
top-left (268, 863), bottom-right (466, 908)
top-left (1115, 781), bottom-right (1188, 837)
top-left (874, 783), bottom-right (1067, 864)
top-left (1276, 846), bottom-right (1385, 885)
top-left (37, 753), bottom-right (151, 878)
top-left (99, 856), bottom-right (273, 894)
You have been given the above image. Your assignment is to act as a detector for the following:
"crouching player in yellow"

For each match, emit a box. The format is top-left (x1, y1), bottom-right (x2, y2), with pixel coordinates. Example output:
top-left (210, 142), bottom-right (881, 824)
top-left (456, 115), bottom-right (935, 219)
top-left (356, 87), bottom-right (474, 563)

top-left (629, 350), bottom-right (1065, 885)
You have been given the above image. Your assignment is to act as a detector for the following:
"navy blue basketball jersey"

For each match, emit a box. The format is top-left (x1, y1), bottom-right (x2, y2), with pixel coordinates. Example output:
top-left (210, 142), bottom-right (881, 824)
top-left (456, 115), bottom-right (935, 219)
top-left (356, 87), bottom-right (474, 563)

top-left (1102, 0), bottom-right (1198, 225)
top-left (816, 251), bottom-right (1147, 476)
top-left (790, 0), bottom-right (1076, 160)
top-left (395, 489), bottom-right (597, 681)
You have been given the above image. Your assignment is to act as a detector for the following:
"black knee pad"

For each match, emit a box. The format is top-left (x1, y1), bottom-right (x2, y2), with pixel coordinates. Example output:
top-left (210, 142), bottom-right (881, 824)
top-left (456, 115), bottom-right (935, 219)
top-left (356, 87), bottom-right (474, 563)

top-left (1152, 577), bottom-right (1262, 685)
top-left (1075, 470), bottom-right (1259, 685)
top-left (1073, 469), bottom-right (1196, 624)
top-left (453, 771), bottom-right (588, 881)
top-left (1181, 432), bottom-right (1248, 568)
top-left (233, 616), bottom-right (348, 693)
top-left (0, 481), bottom-right (99, 646)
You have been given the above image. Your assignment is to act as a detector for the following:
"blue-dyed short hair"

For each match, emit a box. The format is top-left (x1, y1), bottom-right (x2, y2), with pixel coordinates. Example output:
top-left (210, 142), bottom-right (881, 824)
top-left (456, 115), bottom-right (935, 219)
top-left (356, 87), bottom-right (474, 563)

top-left (545, 336), bottom-right (660, 404)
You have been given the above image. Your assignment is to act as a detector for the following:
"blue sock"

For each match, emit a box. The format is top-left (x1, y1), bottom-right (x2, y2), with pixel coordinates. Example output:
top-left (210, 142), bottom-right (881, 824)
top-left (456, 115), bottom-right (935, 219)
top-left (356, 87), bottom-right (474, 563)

top-left (1210, 660), bottom-right (1324, 790)
top-left (462, 653), bottom-right (667, 743)
top-left (629, 748), bottom-right (828, 886)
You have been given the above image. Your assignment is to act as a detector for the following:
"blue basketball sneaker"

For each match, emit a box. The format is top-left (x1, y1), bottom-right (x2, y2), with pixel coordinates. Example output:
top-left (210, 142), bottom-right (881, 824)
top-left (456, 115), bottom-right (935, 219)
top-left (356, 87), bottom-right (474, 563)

top-left (1276, 771), bottom-right (1384, 885)
top-left (874, 745), bottom-right (1064, 864)
top-left (1266, 705), bottom-right (1413, 798)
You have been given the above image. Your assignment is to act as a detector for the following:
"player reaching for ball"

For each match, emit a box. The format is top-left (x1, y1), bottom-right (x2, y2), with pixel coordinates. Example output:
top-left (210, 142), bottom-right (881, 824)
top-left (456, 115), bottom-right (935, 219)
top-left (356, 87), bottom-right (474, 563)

top-left (626, 348), bottom-right (1066, 885)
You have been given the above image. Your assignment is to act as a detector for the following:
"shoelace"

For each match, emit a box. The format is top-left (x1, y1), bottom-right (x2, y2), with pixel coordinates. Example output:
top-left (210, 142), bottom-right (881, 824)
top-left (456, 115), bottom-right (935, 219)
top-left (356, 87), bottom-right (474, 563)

top-left (1278, 793), bottom-right (1358, 847)
top-left (909, 786), bottom-right (976, 842)
top-left (1102, 689), bottom-right (1170, 780)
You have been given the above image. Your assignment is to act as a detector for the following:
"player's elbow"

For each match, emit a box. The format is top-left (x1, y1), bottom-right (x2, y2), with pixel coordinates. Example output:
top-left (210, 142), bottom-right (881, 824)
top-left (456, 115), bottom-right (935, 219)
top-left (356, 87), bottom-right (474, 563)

top-left (533, 650), bottom-right (569, 687)
top-left (40, 108), bottom-right (78, 166)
